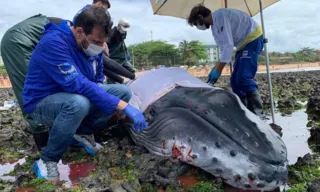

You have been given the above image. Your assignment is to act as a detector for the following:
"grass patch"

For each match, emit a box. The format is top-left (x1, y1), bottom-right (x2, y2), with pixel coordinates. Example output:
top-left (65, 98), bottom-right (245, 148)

top-left (20, 178), bottom-right (58, 192)
top-left (0, 66), bottom-right (7, 74)
top-left (288, 159), bottom-right (320, 188)
top-left (109, 162), bottom-right (141, 183)
top-left (189, 182), bottom-right (223, 192)
top-left (0, 148), bottom-right (24, 162)
top-left (287, 183), bottom-right (307, 192)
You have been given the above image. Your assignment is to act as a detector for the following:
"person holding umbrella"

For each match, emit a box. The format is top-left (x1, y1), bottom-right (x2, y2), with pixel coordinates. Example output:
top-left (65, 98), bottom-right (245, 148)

top-left (187, 4), bottom-right (264, 118)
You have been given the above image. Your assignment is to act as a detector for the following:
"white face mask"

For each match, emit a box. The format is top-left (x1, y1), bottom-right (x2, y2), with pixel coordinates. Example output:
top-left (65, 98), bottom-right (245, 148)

top-left (81, 36), bottom-right (105, 57)
top-left (196, 24), bottom-right (208, 31)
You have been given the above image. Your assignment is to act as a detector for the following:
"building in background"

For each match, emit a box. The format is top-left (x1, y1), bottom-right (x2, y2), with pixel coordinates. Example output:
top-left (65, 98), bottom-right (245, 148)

top-left (201, 45), bottom-right (221, 66)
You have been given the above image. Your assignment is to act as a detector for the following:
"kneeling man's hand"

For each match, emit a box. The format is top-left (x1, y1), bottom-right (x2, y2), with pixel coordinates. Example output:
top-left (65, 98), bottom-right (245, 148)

top-left (118, 101), bottom-right (148, 131)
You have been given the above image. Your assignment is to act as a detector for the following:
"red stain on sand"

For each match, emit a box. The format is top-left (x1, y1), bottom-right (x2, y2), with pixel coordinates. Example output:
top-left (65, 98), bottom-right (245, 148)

top-left (16, 188), bottom-right (37, 192)
top-left (177, 175), bottom-right (201, 188)
top-left (15, 161), bottom-right (97, 191)
top-left (68, 161), bottom-right (97, 185)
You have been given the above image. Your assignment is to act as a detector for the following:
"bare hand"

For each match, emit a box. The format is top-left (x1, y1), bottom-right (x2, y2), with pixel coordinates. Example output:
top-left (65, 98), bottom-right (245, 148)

top-left (104, 42), bottom-right (109, 56)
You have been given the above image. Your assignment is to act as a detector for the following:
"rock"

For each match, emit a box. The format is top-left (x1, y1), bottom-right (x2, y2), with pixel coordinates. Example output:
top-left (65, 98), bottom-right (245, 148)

top-left (308, 127), bottom-right (320, 144)
top-left (296, 153), bottom-right (313, 166)
top-left (269, 123), bottom-right (283, 137)
top-left (122, 180), bottom-right (141, 192)
top-left (308, 179), bottom-right (320, 192)
top-left (110, 183), bottom-right (126, 192)
top-left (277, 97), bottom-right (297, 109)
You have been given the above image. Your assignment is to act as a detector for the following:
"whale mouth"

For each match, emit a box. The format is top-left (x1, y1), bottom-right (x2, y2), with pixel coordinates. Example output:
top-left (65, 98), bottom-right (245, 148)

top-left (142, 87), bottom-right (287, 166)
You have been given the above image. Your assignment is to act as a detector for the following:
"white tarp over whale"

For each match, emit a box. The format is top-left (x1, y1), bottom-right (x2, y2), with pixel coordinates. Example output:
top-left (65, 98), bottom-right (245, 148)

top-left (126, 67), bottom-right (216, 112)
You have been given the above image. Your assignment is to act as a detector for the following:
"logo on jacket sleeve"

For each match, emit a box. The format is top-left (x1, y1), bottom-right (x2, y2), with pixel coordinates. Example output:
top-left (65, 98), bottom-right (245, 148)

top-left (58, 63), bottom-right (79, 81)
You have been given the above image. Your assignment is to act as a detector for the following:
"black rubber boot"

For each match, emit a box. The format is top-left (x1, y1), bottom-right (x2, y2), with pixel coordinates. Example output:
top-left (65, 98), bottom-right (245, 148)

top-left (32, 129), bottom-right (49, 152)
top-left (246, 90), bottom-right (264, 118)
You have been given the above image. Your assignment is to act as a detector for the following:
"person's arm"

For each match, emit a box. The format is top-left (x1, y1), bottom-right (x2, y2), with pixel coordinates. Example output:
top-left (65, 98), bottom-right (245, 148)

top-left (212, 11), bottom-right (234, 73)
top-left (38, 34), bottom-right (122, 114)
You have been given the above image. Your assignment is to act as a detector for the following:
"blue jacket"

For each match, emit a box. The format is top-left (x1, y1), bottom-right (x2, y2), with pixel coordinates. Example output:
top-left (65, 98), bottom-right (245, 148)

top-left (22, 20), bottom-right (120, 114)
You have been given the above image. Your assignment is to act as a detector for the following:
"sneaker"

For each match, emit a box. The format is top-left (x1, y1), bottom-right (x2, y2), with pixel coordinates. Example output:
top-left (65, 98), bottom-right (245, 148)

top-left (32, 159), bottom-right (59, 181)
top-left (73, 134), bottom-right (103, 155)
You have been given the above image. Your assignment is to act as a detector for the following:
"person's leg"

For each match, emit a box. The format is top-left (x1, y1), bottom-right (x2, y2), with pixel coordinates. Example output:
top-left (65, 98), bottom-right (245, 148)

top-left (230, 52), bottom-right (247, 106)
top-left (30, 93), bottom-right (90, 180)
top-left (73, 84), bottom-right (132, 155)
top-left (235, 36), bottom-right (264, 116)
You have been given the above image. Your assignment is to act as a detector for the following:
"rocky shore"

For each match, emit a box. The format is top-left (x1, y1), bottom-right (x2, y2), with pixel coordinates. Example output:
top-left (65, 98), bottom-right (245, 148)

top-left (0, 70), bottom-right (320, 192)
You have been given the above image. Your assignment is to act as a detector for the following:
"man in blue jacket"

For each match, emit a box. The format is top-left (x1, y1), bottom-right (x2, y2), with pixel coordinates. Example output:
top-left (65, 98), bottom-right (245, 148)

top-left (22, 6), bottom-right (147, 180)
top-left (73, 0), bottom-right (111, 56)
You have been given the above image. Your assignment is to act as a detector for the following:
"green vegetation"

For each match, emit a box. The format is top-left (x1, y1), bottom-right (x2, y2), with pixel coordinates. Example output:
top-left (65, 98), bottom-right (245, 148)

top-left (288, 159), bottom-right (320, 188)
top-left (127, 40), bottom-right (208, 68)
top-left (0, 66), bottom-right (7, 74)
top-left (257, 47), bottom-right (320, 64)
top-left (0, 148), bottom-right (23, 162)
top-left (189, 182), bottom-right (223, 192)
top-left (287, 183), bottom-right (307, 192)
top-left (109, 162), bottom-right (141, 183)
top-left (20, 178), bottom-right (58, 192)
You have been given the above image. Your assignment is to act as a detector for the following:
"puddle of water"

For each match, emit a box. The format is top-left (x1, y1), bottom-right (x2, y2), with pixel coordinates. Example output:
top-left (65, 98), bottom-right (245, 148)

top-left (266, 108), bottom-right (312, 165)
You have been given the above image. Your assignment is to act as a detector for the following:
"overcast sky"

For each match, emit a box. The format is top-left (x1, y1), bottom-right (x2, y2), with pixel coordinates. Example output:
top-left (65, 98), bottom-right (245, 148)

top-left (0, 0), bottom-right (319, 53)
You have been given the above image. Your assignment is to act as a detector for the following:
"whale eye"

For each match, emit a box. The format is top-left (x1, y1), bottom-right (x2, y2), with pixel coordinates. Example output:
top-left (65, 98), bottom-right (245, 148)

top-left (192, 154), bottom-right (198, 159)
top-left (203, 146), bottom-right (207, 151)
top-left (244, 184), bottom-right (251, 188)
top-left (188, 138), bottom-right (192, 142)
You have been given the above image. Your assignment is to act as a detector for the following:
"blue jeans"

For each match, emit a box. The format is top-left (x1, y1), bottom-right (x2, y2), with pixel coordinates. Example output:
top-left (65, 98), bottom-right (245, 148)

top-left (230, 36), bottom-right (264, 98)
top-left (30, 83), bottom-right (132, 162)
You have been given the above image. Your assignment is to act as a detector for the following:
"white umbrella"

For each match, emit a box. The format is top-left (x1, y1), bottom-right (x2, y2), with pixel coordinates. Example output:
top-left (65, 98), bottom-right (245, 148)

top-left (150, 0), bottom-right (279, 123)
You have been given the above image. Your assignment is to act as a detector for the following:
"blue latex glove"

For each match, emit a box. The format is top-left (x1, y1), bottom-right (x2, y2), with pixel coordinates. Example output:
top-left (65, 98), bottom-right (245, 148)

top-left (208, 69), bottom-right (221, 84)
top-left (123, 104), bottom-right (148, 131)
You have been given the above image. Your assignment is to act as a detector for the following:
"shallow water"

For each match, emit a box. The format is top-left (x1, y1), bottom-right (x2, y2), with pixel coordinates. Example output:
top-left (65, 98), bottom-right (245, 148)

top-left (266, 108), bottom-right (312, 165)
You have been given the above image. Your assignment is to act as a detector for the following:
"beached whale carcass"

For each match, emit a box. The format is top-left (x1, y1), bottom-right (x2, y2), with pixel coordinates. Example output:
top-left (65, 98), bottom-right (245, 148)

top-left (125, 67), bottom-right (288, 191)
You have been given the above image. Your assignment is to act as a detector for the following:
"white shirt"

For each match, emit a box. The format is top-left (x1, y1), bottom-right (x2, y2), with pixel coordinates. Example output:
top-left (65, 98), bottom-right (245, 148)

top-left (92, 60), bottom-right (97, 75)
top-left (211, 8), bottom-right (260, 63)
